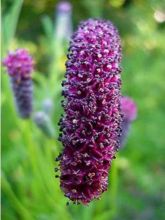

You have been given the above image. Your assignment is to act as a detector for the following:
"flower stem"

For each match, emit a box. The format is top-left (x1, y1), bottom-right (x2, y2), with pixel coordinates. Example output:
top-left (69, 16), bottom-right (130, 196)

top-left (109, 158), bottom-right (118, 219)
top-left (2, 174), bottom-right (33, 220)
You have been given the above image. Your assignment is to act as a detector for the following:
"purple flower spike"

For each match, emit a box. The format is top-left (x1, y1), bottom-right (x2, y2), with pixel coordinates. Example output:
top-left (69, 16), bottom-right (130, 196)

top-left (3, 49), bottom-right (33, 80)
top-left (58, 19), bottom-right (122, 204)
top-left (119, 96), bottom-right (137, 147)
top-left (2, 49), bottom-right (34, 118)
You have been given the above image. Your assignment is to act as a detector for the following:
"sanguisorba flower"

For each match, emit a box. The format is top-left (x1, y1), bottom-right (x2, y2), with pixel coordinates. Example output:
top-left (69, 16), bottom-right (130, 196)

top-left (119, 96), bottom-right (137, 147)
top-left (58, 19), bottom-right (122, 204)
top-left (2, 49), bottom-right (34, 118)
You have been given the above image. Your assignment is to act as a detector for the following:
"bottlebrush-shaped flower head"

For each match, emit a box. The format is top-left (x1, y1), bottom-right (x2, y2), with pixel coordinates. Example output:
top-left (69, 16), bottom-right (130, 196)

top-left (58, 19), bottom-right (122, 204)
top-left (2, 49), bottom-right (34, 118)
top-left (119, 96), bottom-right (137, 147)
top-left (2, 48), bottom-right (34, 80)
top-left (121, 96), bottom-right (137, 122)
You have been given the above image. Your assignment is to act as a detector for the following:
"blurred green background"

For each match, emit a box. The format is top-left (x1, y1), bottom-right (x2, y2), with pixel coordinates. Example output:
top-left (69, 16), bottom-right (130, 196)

top-left (1, 0), bottom-right (165, 220)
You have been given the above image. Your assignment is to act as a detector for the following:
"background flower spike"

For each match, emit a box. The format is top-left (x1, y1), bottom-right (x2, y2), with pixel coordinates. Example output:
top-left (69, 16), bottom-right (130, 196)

top-left (119, 96), bottom-right (137, 147)
top-left (2, 49), bottom-right (34, 118)
top-left (58, 19), bottom-right (122, 204)
top-left (2, 48), bottom-right (34, 119)
top-left (55, 1), bottom-right (73, 42)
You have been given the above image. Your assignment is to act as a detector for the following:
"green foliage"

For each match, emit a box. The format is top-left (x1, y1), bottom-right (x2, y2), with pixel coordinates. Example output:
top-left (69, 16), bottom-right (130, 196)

top-left (2, 0), bottom-right (165, 220)
top-left (2, 0), bottom-right (23, 53)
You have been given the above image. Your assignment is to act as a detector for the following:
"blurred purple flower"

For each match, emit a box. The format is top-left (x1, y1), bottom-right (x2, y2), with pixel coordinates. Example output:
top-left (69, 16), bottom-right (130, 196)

top-left (119, 96), bottom-right (137, 147)
top-left (2, 49), bottom-right (33, 80)
top-left (2, 49), bottom-right (34, 118)
top-left (57, 1), bottom-right (71, 12)
top-left (121, 96), bottom-right (137, 122)
top-left (58, 19), bottom-right (122, 204)
top-left (55, 1), bottom-right (73, 41)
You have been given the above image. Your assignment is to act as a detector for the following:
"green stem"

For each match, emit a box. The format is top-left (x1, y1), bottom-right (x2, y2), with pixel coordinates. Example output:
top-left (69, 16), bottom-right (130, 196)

top-left (94, 158), bottom-right (119, 220)
top-left (109, 158), bottom-right (118, 219)
top-left (71, 158), bottom-right (119, 220)
top-left (2, 0), bottom-right (23, 54)
top-left (21, 121), bottom-right (71, 220)
top-left (2, 174), bottom-right (33, 220)
top-left (81, 203), bottom-right (94, 220)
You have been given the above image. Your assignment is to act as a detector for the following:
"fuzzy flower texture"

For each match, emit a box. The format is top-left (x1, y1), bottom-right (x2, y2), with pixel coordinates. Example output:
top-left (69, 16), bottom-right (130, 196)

top-left (58, 19), bottom-right (122, 204)
top-left (3, 49), bottom-right (34, 118)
